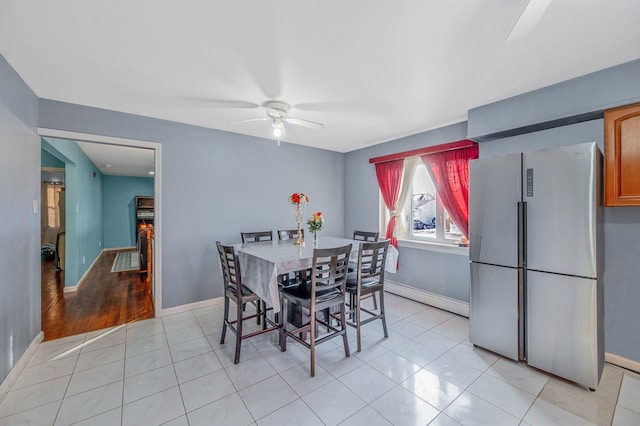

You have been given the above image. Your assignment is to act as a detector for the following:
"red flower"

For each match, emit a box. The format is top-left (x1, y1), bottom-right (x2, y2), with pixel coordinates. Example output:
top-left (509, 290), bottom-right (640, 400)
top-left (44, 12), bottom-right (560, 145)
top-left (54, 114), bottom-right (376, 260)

top-left (289, 192), bottom-right (309, 204)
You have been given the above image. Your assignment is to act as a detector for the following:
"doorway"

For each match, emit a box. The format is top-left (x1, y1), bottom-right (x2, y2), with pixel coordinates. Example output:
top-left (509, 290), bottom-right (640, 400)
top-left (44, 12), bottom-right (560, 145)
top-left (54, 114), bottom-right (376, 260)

top-left (39, 131), bottom-right (162, 340)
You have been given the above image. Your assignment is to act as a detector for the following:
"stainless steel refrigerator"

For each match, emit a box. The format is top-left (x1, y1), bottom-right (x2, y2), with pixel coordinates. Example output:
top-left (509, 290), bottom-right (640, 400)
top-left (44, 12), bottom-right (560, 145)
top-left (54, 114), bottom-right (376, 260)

top-left (469, 141), bottom-right (604, 389)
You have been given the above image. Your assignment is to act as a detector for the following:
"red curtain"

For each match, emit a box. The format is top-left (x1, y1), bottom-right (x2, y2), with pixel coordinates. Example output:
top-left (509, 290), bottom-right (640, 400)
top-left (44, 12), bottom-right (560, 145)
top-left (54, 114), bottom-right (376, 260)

top-left (375, 159), bottom-right (404, 248)
top-left (420, 144), bottom-right (478, 238)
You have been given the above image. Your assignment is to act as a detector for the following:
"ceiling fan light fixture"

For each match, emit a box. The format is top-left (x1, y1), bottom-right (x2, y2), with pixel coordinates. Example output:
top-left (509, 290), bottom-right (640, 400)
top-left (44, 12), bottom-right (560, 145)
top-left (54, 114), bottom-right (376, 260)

top-left (272, 119), bottom-right (285, 139)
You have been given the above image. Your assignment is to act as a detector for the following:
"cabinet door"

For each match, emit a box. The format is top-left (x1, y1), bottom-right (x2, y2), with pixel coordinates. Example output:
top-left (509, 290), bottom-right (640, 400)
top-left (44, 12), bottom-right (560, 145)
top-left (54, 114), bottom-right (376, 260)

top-left (605, 102), bottom-right (640, 206)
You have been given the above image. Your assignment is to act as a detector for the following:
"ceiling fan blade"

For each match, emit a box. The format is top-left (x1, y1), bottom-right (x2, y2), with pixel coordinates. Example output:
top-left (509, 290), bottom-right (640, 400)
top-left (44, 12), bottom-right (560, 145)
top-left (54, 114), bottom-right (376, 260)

top-left (171, 96), bottom-right (260, 109)
top-left (506, 0), bottom-right (552, 41)
top-left (228, 117), bottom-right (269, 125)
top-left (295, 101), bottom-right (370, 112)
top-left (285, 117), bottom-right (325, 130)
top-left (204, 99), bottom-right (260, 109)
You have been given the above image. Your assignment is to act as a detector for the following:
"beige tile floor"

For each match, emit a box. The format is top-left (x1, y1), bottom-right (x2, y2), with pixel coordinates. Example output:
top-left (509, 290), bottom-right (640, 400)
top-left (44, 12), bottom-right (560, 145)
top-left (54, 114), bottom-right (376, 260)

top-left (0, 293), bottom-right (638, 425)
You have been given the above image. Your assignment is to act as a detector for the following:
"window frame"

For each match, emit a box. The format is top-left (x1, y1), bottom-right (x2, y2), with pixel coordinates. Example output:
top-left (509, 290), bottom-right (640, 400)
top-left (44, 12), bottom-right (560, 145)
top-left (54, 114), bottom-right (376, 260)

top-left (379, 159), bottom-right (468, 255)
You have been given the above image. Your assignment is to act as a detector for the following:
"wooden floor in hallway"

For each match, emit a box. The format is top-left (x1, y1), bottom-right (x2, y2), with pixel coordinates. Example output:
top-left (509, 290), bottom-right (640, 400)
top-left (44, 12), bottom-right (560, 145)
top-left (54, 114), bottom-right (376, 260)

top-left (41, 249), bottom-right (155, 341)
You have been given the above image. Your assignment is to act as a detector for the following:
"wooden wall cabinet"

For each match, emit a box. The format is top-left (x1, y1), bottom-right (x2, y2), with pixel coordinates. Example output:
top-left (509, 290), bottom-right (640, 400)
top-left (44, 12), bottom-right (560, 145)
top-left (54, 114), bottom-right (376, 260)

top-left (604, 102), bottom-right (640, 206)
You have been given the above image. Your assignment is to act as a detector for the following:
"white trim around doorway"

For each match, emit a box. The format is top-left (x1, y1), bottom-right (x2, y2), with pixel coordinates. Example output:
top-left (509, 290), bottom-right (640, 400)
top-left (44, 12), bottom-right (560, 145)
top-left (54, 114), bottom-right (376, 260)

top-left (38, 128), bottom-right (164, 316)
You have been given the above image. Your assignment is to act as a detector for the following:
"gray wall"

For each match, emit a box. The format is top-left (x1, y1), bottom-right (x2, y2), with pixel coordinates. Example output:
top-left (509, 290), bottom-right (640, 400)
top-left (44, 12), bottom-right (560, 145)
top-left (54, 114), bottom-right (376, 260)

top-left (0, 55), bottom-right (41, 384)
top-left (468, 59), bottom-right (640, 138)
top-left (38, 100), bottom-right (345, 309)
top-left (344, 122), bottom-right (471, 302)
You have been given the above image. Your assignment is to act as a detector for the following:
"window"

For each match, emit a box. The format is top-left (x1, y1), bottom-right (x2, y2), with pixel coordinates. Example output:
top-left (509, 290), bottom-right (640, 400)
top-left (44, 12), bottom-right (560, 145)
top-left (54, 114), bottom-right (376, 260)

top-left (381, 160), bottom-right (463, 245)
top-left (371, 139), bottom-right (477, 249)
top-left (406, 162), bottom-right (462, 243)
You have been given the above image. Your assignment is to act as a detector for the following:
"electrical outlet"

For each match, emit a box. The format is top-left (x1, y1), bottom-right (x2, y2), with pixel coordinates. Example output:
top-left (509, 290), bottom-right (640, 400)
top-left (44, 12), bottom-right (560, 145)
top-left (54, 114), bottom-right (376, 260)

top-left (99, 241), bottom-right (102, 247)
top-left (32, 200), bottom-right (39, 214)
top-left (82, 256), bottom-right (85, 264)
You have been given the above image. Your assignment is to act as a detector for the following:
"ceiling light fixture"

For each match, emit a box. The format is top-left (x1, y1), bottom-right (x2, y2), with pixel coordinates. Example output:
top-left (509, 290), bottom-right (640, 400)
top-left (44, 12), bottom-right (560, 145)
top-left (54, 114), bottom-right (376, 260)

top-left (148, 171), bottom-right (155, 175)
top-left (272, 119), bottom-right (286, 145)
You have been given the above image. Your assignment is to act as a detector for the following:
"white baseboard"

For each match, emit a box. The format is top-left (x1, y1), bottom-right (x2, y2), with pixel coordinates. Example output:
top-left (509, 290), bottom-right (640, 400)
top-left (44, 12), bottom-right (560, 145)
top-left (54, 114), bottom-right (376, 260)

top-left (0, 331), bottom-right (43, 403)
top-left (63, 249), bottom-right (105, 293)
top-left (605, 352), bottom-right (640, 374)
top-left (385, 281), bottom-right (469, 317)
top-left (157, 297), bottom-right (224, 317)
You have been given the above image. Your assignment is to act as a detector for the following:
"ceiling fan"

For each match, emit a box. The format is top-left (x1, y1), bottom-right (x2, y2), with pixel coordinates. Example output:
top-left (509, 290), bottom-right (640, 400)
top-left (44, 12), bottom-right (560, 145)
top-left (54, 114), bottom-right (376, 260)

top-left (229, 100), bottom-right (325, 144)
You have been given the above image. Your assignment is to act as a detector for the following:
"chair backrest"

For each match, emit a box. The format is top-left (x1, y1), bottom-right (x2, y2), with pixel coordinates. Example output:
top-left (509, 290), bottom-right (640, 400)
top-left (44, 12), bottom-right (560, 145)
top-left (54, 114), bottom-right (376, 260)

top-left (278, 229), bottom-right (303, 240)
top-left (356, 240), bottom-right (389, 285)
top-left (216, 241), bottom-right (242, 293)
top-left (310, 244), bottom-right (352, 300)
top-left (353, 230), bottom-right (380, 242)
top-left (241, 231), bottom-right (273, 243)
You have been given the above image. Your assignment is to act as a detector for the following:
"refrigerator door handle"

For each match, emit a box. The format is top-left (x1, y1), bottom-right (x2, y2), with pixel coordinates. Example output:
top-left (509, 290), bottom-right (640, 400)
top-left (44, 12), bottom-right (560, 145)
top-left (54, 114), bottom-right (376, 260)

top-left (517, 202), bottom-right (526, 268)
top-left (522, 201), bottom-right (528, 268)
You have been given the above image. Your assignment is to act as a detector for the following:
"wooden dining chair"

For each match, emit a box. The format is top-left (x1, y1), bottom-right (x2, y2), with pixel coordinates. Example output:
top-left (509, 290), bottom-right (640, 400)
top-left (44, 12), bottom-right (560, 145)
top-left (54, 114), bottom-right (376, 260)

top-left (216, 241), bottom-right (278, 364)
top-left (277, 229), bottom-right (303, 241)
top-left (277, 229), bottom-right (309, 287)
top-left (351, 230), bottom-right (380, 309)
top-left (279, 244), bottom-right (352, 377)
top-left (353, 230), bottom-right (379, 242)
top-left (346, 240), bottom-right (390, 352)
top-left (240, 231), bottom-right (276, 322)
top-left (241, 231), bottom-right (273, 243)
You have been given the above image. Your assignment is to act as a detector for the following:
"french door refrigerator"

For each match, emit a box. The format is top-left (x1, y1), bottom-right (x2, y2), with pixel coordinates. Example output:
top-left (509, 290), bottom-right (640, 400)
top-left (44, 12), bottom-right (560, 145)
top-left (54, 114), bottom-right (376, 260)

top-left (469, 141), bottom-right (603, 389)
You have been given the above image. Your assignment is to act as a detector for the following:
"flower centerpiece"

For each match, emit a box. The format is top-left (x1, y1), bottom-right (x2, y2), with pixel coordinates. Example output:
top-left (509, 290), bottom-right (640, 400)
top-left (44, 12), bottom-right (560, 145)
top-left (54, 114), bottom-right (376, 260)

top-left (288, 192), bottom-right (309, 245)
top-left (307, 212), bottom-right (323, 232)
top-left (307, 211), bottom-right (324, 246)
top-left (288, 192), bottom-right (309, 205)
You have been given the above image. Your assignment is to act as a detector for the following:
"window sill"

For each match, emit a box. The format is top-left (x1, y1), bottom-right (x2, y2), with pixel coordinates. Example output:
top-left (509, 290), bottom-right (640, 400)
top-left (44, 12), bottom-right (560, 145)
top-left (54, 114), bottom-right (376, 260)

top-left (397, 238), bottom-right (469, 256)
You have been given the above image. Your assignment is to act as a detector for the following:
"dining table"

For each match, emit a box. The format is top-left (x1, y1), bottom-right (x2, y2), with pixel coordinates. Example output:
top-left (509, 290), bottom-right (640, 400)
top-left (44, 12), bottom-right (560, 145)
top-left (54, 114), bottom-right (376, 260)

top-left (237, 236), bottom-right (398, 313)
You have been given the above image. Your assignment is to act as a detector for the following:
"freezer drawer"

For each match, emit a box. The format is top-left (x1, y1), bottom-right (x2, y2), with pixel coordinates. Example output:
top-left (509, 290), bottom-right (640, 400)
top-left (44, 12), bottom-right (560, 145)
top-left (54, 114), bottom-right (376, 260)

top-left (470, 262), bottom-right (522, 361)
top-left (526, 270), bottom-right (603, 389)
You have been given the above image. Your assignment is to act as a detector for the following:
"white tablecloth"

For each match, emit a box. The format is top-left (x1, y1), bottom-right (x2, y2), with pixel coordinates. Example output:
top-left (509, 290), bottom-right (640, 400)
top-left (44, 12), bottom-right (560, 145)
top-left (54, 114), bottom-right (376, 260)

top-left (237, 236), bottom-right (398, 312)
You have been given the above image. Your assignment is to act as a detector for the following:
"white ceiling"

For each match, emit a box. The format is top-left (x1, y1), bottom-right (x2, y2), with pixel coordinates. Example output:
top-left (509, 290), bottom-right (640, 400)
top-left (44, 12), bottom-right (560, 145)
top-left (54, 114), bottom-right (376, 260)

top-left (3, 1), bottom-right (640, 169)
top-left (75, 142), bottom-right (155, 178)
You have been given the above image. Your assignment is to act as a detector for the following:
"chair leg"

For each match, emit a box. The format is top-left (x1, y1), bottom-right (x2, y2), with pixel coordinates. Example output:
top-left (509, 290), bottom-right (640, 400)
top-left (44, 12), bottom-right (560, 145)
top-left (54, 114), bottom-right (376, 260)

top-left (261, 301), bottom-right (268, 330)
top-left (279, 295), bottom-right (287, 352)
top-left (349, 293), bottom-right (355, 320)
top-left (380, 289), bottom-right (388, 338)
top-left (323, 308), bottom-right (331, 331)
top-left (220, 295), bottom-right (229, 344)
top-left (356, 295), bottom-right (362, 353)
top-left (234, 302), bottom-right (243, 364)
top-left (255, 301), bottom-right (261, 325)
top-left (310, 307), bottom-right (316, 377)
top-left (340, 302), bottom-right (350, 358)
top-left (371, 293), bottom-right (378, 310)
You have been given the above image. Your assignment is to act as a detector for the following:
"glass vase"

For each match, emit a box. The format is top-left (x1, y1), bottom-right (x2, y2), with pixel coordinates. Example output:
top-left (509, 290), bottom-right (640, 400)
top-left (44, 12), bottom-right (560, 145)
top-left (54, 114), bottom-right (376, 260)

top-left (294, 203), bottom-right (304, 246)
top-left (313, 231), bottom-right (319, 247)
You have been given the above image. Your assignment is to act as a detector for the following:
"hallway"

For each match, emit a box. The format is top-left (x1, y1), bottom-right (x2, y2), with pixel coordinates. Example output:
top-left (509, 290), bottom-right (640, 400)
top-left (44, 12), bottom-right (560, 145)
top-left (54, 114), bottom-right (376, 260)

top-left (41, 250), bottom-right (155, 341)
